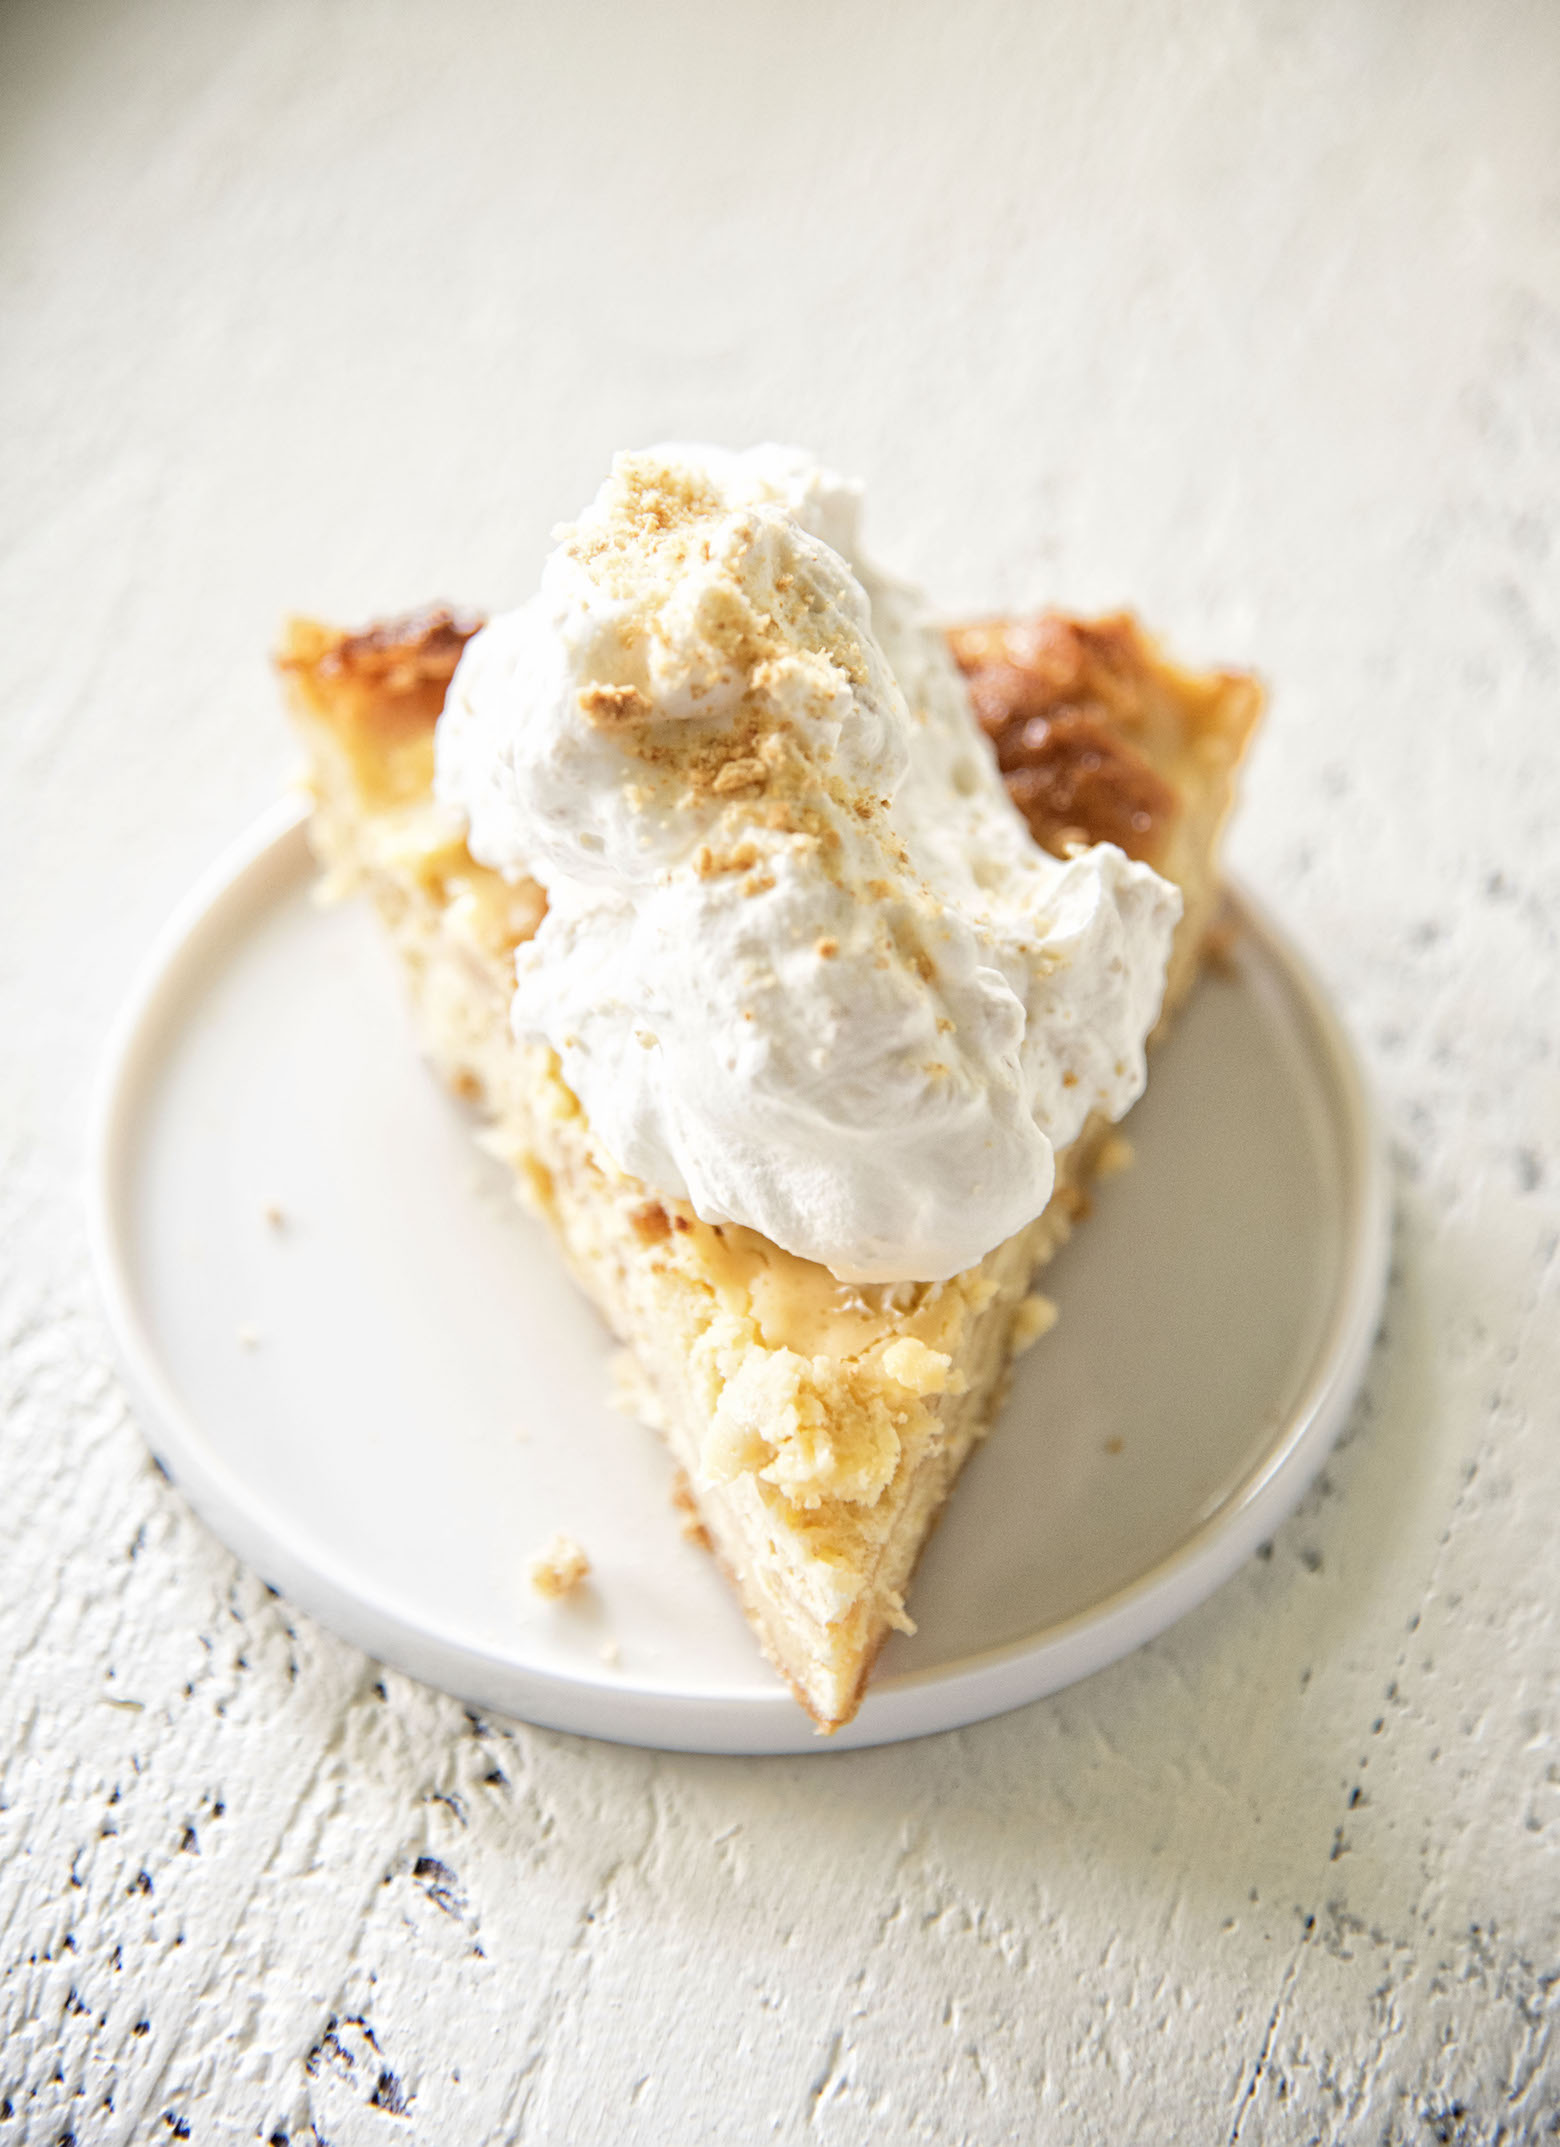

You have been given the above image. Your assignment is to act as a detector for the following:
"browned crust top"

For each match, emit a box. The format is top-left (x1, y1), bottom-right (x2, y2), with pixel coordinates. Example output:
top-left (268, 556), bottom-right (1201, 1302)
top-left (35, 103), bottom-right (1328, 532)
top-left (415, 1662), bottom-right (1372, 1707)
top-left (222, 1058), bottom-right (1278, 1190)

top-left (280, 602), bottom-right (1259, 861)
top-left (948, 611), bottom-right (1259, 866)
top-left (279, 603), bottom-right (482, 732)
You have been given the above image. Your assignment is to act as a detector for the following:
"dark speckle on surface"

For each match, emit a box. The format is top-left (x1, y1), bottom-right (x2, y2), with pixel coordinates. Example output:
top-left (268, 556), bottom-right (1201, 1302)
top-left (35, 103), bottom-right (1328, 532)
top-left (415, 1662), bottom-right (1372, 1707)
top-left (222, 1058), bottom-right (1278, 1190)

top-left (370, 2068), bottom-right (408, 2115)
top-left (1421, 2099), bottom-right (1470, 2146)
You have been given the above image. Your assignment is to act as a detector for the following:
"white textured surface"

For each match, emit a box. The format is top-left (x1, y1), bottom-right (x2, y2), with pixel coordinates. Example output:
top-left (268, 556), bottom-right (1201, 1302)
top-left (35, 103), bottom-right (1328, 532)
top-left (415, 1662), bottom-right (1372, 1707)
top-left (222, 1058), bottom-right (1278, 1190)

top-left (1, 1), bottom-right (1556, 2139)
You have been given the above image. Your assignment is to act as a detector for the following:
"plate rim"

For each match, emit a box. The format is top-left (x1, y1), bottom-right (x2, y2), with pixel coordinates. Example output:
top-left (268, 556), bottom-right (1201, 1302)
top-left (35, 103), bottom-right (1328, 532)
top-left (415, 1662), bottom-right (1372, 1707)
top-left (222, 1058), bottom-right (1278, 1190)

top-left (86, 799), bottom-right (1391, 1756)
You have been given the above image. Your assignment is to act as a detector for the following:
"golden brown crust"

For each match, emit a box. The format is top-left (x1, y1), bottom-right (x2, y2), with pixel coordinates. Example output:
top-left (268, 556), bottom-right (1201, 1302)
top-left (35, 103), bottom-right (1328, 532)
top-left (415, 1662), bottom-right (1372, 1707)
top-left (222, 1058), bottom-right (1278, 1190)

top-left (990, 701), bottom-right (1178, 866)
top-left (946, 609), bottom-right (1257, 746)
top-left (947, 610), bottom-right (1259, 866)
top-left (277, 605), bottom-right (482, 807)
top-left (282, 602), bottom-right (1258, 853)
top-left (284, 602), bottom-right (482, 716)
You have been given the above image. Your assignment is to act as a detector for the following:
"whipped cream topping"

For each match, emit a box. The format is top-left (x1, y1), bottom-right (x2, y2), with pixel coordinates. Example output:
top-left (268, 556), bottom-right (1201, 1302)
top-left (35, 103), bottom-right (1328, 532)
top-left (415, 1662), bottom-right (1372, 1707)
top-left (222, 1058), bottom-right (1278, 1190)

top-left (435, 445), bottom-right (1180, 1282)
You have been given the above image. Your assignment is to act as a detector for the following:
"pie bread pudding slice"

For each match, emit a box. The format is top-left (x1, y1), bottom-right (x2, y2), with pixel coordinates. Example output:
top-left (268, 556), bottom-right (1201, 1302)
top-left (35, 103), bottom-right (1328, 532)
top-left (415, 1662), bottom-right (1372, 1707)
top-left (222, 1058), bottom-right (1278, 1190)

top-left (279, 597), bottom-right (1259, 1732)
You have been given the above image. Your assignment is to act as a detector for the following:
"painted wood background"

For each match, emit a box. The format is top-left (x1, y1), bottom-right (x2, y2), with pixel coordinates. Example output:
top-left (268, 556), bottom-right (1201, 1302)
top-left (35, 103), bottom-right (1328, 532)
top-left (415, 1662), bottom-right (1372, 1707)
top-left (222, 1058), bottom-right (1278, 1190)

top-left (2, 2), bottom-right (1556, 2138)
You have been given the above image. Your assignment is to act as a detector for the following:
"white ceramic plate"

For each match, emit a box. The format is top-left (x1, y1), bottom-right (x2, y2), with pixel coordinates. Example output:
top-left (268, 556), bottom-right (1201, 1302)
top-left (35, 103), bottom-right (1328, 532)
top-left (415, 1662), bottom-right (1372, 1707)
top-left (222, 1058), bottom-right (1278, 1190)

top-left (88, 800), bottom-right (1388, 1755)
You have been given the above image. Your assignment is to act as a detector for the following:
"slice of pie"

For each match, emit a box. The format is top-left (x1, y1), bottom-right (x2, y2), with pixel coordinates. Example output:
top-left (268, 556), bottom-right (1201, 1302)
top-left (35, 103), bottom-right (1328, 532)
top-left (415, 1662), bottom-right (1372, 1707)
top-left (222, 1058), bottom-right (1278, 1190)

top-left (279, 588), bottom-right (1258, 1732)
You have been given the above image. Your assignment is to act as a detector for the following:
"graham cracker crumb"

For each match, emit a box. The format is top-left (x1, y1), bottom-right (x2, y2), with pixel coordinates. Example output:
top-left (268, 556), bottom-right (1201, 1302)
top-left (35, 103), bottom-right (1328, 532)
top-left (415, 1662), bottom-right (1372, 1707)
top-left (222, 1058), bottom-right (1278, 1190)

top-left (578, 682), bottom-right (649, 728)
top-left (695, 840), bottom-right (761, 879)
top-left (531, 1533), bottom-right (591, 1599)
top-left (670, 1469), bottom-right (713, 1550)
top-left (711, 756), bottom-right (767, 794)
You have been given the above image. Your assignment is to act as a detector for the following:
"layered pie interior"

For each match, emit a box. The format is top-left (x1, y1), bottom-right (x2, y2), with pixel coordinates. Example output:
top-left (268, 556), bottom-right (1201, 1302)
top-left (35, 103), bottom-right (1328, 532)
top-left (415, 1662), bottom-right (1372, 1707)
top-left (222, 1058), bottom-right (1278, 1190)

top-left (280, 603), bottom-right (1259, 1730)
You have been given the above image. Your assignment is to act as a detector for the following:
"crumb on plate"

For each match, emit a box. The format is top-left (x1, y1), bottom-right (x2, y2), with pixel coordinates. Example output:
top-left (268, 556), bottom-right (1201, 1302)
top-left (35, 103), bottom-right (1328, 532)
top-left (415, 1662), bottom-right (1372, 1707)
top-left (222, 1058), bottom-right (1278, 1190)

top-left (531, 1532), bottom-right (590, 1599)
top-left (1009, 1293), bottom-right (1059, 1354)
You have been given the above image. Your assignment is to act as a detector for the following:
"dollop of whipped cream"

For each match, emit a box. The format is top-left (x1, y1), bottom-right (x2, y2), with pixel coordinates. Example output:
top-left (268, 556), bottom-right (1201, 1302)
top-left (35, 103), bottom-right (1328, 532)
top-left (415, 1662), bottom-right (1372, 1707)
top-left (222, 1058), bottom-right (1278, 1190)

top-left (435, 445), bottom-right (1179, 1282)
